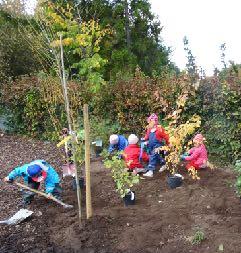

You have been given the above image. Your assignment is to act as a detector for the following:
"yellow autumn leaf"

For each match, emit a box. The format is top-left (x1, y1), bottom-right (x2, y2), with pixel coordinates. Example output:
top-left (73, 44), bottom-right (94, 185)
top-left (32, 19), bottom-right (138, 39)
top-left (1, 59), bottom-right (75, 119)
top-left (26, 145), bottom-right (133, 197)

top-left (62, 37), bottom-right (74, 46)
top-left (57, 136), bottom-right (71, 147)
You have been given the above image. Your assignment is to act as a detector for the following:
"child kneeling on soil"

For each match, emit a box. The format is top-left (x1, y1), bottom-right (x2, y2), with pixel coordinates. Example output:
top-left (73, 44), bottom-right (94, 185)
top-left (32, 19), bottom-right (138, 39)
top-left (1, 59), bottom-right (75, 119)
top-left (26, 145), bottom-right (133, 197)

top-left (4, 160), bottom-right (62, 205)
top-left (181, 134), bottom-right (208, 170)
top-left (108, 134), bottom-right (128, 154)
top-left (123, 134), bottom-right (149, 174)
top-left (142, 113), bottom-right (170, 177)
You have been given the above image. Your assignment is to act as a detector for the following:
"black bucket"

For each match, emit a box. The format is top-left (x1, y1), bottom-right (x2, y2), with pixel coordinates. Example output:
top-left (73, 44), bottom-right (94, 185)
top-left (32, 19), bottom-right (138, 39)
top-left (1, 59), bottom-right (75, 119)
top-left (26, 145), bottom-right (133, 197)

top-left (167, 175), bottom-right (183, 189)
top-left (123, 191), bottom-right (135, 206)
top-left (72, 177), bottom-right (85, 191)
top-left (95, 146), bottom-right (103, 157)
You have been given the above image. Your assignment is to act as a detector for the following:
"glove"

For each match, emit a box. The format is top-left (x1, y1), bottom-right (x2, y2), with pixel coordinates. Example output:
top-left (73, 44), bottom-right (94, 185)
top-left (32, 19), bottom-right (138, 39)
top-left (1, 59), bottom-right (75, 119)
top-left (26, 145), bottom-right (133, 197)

top-left (180, 155), bottom-right (187, 161)
top-left (143, 141), bottom-right (148, 146)
top-left (154, 147), bottom-right (160, 154)
top-left (4, 176), bottom-right (13, 183)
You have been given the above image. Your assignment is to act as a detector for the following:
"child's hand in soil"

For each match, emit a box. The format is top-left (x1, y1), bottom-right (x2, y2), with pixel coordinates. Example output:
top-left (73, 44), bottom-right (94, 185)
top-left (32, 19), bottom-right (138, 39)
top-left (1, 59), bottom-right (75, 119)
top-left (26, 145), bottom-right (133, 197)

top-left (180, 155), bottom-right (187, 161)
top-left (3, 177), bottom-right (13, 183)
top-left (47, 193), bottom-right (53, 199)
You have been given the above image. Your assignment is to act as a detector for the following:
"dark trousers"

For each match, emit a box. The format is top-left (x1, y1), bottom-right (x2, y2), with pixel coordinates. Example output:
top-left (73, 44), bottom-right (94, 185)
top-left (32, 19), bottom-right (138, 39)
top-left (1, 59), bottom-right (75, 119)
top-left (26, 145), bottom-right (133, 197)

top-left (23, 177), bottom-right (62, 204)
top-left (22, 177), bottom-right (40, 204)
top-left (147, 149), bottom-right (166, 170)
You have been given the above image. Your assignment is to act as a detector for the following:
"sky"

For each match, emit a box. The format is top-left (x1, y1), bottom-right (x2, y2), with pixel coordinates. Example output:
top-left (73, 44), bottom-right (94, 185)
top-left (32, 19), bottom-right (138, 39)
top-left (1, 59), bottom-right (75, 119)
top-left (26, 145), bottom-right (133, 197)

top-left (27, 0), bottom-right (241, 75)
top-left (25, 0), bottom-right (36, 14)
top-left (150, 0), bottom-right (241, 75)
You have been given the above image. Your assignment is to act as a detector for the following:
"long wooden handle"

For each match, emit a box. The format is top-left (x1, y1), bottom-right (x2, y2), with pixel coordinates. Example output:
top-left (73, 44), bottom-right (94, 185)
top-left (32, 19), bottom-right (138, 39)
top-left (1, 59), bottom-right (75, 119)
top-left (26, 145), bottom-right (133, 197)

top-left (14, 182), bottom-right (73, 209)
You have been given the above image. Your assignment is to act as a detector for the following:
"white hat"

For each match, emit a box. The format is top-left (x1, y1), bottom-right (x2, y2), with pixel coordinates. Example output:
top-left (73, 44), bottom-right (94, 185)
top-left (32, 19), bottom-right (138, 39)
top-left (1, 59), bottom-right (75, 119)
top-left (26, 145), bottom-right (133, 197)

top-left (128, 134), bottom-right (139, 145)
top-left (109, 134), bottom-right (119, 145)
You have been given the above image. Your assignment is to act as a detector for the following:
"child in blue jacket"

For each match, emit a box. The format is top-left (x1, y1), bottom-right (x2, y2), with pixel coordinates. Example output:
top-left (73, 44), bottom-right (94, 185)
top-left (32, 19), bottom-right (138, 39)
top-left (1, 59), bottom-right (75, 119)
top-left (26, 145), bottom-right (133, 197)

top-left (4, 160), bottom-right (62, 204)
top-left (108, 134), bottom-right (128, 154)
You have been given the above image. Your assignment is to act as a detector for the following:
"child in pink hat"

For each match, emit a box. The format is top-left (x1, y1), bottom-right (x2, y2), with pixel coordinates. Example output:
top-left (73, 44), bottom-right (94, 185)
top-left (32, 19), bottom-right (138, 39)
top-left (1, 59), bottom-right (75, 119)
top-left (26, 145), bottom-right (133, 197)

top-left (142, 113), bottom-right (170, 177)
top-left (181, 134), bottom-right (208, 170)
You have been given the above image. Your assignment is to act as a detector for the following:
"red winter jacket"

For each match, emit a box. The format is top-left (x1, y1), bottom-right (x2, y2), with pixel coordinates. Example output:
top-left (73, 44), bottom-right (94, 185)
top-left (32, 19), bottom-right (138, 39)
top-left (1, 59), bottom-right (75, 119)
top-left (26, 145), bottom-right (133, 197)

top-left (123, 144), bottom-right (149, 170)
top-left (144, 125), bottom-right (170, 145)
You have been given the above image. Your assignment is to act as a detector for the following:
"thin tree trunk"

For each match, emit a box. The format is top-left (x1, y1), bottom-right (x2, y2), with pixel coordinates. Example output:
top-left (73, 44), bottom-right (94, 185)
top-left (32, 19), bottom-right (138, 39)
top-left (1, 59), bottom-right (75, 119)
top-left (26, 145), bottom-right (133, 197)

top-left (124, 0), bottom-right (131, 51)
top-left (60, 35), bottom-right (82, 223)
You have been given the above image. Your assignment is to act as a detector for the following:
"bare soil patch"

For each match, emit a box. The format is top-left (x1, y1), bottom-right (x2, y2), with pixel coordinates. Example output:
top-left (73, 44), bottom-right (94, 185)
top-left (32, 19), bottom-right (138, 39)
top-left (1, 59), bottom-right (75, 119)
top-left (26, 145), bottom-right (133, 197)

top-left (0, 133), bottom-right (241, 253)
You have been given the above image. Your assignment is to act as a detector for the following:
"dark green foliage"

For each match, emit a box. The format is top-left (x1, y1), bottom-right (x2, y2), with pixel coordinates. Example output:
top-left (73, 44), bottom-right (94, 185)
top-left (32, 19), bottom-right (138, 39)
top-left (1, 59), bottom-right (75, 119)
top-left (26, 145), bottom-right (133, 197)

top-left (184, 66), bottom-right (241, 163)
top-left (235, 160), bottom-right (241, 196)
top-left (0, 10), bottom-right (40, 83)
top-left (0, 0), bottom-right (240, 166)
top-left (183, 36), bottom-right (198, 84)
top-left (45, 0), bottom-right (175, 79)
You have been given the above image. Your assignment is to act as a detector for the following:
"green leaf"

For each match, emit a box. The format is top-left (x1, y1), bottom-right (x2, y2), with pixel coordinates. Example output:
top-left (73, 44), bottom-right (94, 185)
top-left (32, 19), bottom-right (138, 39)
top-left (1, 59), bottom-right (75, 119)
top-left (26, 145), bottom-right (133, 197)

top-left (236, 177), bottom-right (241, 187)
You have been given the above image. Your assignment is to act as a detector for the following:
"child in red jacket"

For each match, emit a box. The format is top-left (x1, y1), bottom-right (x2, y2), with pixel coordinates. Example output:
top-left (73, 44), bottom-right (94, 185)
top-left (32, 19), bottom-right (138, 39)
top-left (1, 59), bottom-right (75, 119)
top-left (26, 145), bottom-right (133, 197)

top-left (181, 134), bottom-right (208, 170)
top-left (142, 113), bottom-right (170, 177)
top-left (123, 134), bottom-right (149, 174)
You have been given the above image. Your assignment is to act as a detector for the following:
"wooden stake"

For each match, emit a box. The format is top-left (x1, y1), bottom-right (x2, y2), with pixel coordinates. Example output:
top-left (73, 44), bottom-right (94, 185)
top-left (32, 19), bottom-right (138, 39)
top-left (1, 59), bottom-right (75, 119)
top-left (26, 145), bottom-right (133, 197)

top-left (60, 35), bottom-right (82, 222)
top-left (84, 104), bottom-right (92, 219)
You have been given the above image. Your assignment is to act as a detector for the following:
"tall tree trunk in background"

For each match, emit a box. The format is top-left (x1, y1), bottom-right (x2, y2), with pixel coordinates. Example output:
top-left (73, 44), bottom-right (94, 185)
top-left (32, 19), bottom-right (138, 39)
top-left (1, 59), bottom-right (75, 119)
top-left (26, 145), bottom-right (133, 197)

top-left (124, 0), bottom-right (131, 51)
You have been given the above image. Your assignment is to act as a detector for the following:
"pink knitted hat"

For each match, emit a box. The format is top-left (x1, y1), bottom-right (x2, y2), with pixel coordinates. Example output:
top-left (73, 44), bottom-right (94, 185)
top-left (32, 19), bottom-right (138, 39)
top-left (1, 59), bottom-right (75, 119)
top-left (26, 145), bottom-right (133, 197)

top-left (147, 113), bottom-right (158, 124)
top-left (193, 134), bottom-right (204, 142)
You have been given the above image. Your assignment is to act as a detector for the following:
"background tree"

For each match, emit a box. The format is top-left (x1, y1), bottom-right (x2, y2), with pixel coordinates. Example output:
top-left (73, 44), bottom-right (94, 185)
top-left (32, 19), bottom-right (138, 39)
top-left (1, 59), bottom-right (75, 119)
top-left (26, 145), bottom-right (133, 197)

top-left (0, 9), bottom-right (41, 84)
top-left (39, 0), bottom-right (176, 79)
top-left (183, 36), bottom-right (198, 83)
top-left (0, 0), bottom-right (26, 16)
top-left (220, 43), bottom-right (227, 69)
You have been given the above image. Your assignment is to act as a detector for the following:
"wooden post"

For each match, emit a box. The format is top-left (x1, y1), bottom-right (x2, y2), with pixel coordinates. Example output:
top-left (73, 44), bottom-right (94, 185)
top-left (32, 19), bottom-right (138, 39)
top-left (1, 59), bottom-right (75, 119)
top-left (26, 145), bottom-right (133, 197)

top-left (60, 35), bottom-right (82, 222)
top-left (83, 104), bottom-right (92, 219)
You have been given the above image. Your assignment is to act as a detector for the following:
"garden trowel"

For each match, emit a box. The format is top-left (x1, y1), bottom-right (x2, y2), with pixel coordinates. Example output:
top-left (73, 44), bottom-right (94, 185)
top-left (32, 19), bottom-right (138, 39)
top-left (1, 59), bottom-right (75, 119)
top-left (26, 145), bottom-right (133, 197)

top-left (0, 209), bottom-right (33, 225)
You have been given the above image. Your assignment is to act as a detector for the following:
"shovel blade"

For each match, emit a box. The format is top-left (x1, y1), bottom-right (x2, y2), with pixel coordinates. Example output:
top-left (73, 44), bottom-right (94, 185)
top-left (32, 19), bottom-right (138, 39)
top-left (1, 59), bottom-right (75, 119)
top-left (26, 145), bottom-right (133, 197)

top-left (62, 164), bottom-right (76, 177)
top-left (0, 209), bottom-right (34, 225)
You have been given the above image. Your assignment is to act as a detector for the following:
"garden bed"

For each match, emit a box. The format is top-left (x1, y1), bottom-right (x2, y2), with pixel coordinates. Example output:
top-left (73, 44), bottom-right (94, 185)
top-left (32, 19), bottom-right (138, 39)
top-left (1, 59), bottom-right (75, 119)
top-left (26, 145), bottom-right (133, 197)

top-left (0, 133), bottom-right (241, 253)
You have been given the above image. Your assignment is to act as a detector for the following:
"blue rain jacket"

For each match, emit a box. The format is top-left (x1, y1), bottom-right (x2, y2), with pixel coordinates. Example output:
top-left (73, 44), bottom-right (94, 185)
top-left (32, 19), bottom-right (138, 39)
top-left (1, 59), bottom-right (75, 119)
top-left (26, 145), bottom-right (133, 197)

top-left (108, 135), bottom-right (128, 153)
top-left (8, 160), bottom-right (60, 194)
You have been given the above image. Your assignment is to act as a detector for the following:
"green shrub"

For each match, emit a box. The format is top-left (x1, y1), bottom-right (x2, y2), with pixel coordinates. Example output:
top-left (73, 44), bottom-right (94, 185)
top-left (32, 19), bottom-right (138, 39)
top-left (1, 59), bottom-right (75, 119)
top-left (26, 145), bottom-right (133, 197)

top-left (105, 68), bottom-right (190, 134)
top-left (103, 152), bottom-right (139, 198)
top-left (89, 117), bottom-right (121, 148)
top-left (184, 71), bottom-right (241, 163)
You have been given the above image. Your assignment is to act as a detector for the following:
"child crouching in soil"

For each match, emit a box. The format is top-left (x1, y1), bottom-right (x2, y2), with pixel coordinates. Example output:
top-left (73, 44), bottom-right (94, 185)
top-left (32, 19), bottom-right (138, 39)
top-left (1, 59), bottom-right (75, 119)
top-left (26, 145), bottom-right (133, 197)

top-left (4, 160), bottom-right (62, 205)
top-left (181, 134), bottom-right (208, 170)
top-left (108, 134), bottom-right (128, 154)
top-left (123, 134), bottom-right (149, 174)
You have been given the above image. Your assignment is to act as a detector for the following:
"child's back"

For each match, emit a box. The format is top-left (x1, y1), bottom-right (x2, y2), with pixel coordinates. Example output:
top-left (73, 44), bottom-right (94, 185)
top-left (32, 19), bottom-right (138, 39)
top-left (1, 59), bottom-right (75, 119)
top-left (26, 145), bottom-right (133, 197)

top-left (124, 144), bottom-right (149, 170)
top-left (123, 134), bottom-right (149, 170)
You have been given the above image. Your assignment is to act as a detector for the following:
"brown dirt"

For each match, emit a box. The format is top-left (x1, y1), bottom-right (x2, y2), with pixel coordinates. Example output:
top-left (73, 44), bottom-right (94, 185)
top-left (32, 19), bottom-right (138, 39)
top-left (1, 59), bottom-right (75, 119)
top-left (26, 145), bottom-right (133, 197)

top-left (0, 133), bottom-right (241, 253)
